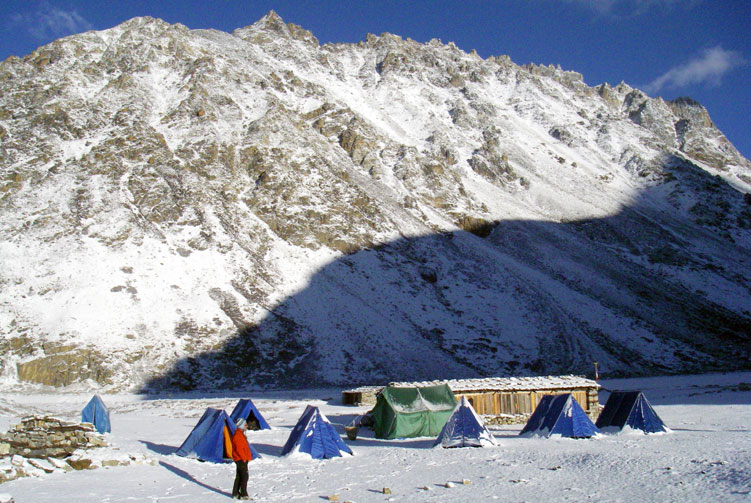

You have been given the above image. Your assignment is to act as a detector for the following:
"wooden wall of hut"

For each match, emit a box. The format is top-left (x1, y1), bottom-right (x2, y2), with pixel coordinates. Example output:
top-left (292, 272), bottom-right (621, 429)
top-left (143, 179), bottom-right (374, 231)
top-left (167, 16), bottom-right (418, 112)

top-left (456, 389), bottom-right (594, 417)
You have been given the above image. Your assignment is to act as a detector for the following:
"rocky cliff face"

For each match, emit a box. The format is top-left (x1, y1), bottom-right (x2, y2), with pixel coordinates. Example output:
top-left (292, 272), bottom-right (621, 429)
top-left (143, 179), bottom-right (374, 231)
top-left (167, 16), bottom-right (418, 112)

top-left (1, 13), bottom-right (750, 391)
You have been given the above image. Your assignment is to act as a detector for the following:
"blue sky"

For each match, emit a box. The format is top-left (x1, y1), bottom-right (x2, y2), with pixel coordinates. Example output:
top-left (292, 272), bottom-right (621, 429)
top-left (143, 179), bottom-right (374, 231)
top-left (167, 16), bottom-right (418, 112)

top-left (1, 0), bottom-right (749, 160)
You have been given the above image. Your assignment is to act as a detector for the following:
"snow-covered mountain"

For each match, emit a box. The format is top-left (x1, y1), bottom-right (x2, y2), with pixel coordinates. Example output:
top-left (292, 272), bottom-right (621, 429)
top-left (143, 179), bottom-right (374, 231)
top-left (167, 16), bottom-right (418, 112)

top-left (1, 13), bottom-right (749, 391)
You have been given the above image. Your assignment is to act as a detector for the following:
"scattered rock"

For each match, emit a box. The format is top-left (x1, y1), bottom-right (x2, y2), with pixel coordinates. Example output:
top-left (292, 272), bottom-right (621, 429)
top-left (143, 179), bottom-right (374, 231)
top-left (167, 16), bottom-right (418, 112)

top-left (27, 459), bottom-right (54, 474)
top-left (47, 457), bottom-right (72, 471)
top-left (67, 457), bottom-right (93, 470)
top-left (549, 126), bottom-right (574, 145)
top-left (418, 266), bottom-right (438, 283)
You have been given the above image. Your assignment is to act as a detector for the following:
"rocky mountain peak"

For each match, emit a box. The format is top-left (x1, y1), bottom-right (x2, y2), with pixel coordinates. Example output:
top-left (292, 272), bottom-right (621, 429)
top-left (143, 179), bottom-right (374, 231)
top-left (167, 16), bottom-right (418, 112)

top-left (257, 9), bottom-right (286, 31)
top-left (669, 96), bottom-right (714, 128)
top-left (115, 15), bottom-right (174, 31)
top-left (233, 10), bottom-right (318, 47)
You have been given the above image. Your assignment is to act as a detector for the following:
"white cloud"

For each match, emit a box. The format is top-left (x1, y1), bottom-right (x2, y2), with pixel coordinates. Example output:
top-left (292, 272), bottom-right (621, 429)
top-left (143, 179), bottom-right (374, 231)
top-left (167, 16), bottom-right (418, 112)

top-left (11, 2), bottom-right (93, 41)
top-left (644, 46), bottom-right (745, 95)
top-left (564, 0), bottom-right (694, 16)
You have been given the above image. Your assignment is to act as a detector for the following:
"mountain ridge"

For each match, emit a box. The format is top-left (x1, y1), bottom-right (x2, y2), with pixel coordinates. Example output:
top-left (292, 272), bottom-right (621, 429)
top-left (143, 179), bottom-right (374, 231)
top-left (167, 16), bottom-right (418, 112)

top-left (1, 13), bottom-right (750, 391)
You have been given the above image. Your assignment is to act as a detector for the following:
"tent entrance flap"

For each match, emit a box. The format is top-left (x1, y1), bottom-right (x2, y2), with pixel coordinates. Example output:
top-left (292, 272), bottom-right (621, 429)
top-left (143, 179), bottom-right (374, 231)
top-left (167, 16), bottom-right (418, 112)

top-left (229, 399), bottom-right (271, 431)
top-left (223, 426), bottom-right (233, 459)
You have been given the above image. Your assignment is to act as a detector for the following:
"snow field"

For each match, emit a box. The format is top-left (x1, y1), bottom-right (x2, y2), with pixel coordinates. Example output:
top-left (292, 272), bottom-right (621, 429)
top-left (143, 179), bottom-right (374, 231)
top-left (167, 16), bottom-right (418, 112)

top-left (0, 372), bottom-right (749, 502)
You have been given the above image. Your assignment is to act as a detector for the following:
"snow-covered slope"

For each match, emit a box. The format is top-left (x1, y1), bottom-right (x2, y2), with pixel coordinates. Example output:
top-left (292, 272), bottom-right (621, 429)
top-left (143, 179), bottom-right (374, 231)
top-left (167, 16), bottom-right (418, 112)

top-left (0, 13), bottom-right (750, 391)
top-left (1, 372), bottom-right (751, 502)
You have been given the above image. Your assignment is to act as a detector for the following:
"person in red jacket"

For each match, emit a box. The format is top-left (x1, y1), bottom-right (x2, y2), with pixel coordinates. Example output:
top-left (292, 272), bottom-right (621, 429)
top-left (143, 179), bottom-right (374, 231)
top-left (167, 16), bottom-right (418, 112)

top-left (231, 418), bottom-right (252, 500)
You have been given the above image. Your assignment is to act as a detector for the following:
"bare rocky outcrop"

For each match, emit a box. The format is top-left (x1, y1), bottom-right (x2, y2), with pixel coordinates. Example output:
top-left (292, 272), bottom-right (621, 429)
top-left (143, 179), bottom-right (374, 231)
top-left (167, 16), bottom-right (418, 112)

top-left (668, 96), bottom-right (750, 170)
top-left (15, 348), bottom-right (114, 387)
top-left (469, 128), bottom-right (525, 188)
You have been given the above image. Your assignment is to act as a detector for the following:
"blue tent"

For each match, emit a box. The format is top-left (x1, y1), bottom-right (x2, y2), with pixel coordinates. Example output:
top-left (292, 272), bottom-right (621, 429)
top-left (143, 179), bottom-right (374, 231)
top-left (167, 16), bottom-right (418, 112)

top-left (281, 405), bottom-right (353, 459)
top-left (433, 396), bottom-right (496, 448)
top-left (520, 394), bottom-right (600, 438)
top-left (81, 395), bottom-right (111, 434)
top-left (177, 408), bottom-right (259, 463)
top-left (229, 399), bottom-right (271, 430)
top-left (596, 391), bottom-right (668, 434)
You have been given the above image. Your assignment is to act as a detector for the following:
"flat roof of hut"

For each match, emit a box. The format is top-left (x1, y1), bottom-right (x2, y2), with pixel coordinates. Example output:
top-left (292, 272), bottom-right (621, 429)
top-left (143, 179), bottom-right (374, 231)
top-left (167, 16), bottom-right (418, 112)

top-left (389, 375), bottom-right (599, 393)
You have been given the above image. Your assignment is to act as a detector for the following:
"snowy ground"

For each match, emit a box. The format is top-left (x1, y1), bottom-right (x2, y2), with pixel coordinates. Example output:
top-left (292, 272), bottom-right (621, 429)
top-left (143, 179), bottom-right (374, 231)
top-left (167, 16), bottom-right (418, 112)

top-left (1, 372), bottom-right (750, 502)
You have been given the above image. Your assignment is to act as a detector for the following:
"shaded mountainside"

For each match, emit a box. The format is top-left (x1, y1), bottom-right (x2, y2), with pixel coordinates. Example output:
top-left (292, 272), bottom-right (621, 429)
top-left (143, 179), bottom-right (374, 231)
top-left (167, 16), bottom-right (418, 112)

top-left (148, 180), bottom-right (751, 391)
top-left (0, 13), bottom-right (749, 391)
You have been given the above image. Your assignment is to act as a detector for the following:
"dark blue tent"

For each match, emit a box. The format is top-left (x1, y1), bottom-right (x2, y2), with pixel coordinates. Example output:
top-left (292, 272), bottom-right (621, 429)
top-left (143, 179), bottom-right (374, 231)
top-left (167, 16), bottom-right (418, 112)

top-left (81, 395), bottom-right (111, 434)
top-left (229, 399), bottom-right (271, 430)
top-left (281, 405), bottom-right (353, 459)
top-left (596, 391), bottom-right (668, 433)
top-left (433, 396), bottom-right (496, 448)
top-left (177, 408), bottom-right (260, 463)
top-left (520, 393), bottom-right (600, 438)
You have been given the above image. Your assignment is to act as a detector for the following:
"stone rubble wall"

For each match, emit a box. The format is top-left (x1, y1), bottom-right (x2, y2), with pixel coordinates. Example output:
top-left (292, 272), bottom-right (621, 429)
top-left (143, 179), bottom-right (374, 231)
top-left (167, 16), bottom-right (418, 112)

top-left (0, 415), bottom-right (153, 485)
top-left (0, 415), bottom-right (106, 459)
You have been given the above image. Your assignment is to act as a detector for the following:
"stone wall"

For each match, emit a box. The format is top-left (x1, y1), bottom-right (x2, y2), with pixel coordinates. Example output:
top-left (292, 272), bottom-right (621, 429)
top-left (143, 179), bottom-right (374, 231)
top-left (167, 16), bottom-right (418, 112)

top-left (483, 404), bottom-right (603, 426)
top-left (0, 415), bottom-right (155, 485)
top-left (483, 414), bottom-right (531, 426)
top-left (0, 416), bottom-right (106, 459)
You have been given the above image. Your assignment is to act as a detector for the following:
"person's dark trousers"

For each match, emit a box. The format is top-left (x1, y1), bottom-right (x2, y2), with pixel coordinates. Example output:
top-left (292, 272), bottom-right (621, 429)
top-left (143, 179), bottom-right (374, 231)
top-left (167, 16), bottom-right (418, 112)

top-left (233, 461), bottom-right (249, 498)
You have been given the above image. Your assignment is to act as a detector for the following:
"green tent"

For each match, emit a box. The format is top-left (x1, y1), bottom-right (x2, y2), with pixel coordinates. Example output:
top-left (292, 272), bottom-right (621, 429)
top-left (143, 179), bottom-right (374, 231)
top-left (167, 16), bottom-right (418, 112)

top-left (372, 384), bottom-right (457, 439)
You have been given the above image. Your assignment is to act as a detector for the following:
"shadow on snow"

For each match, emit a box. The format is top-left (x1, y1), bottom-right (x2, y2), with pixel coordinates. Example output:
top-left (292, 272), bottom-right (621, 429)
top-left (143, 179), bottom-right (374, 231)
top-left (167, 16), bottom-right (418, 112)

top-left (141, 155), bottom-right (751, 401)
top-left (158, 460), bottom-right (232, 497)
top-left (141, 440), bottom-right (177, 456)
